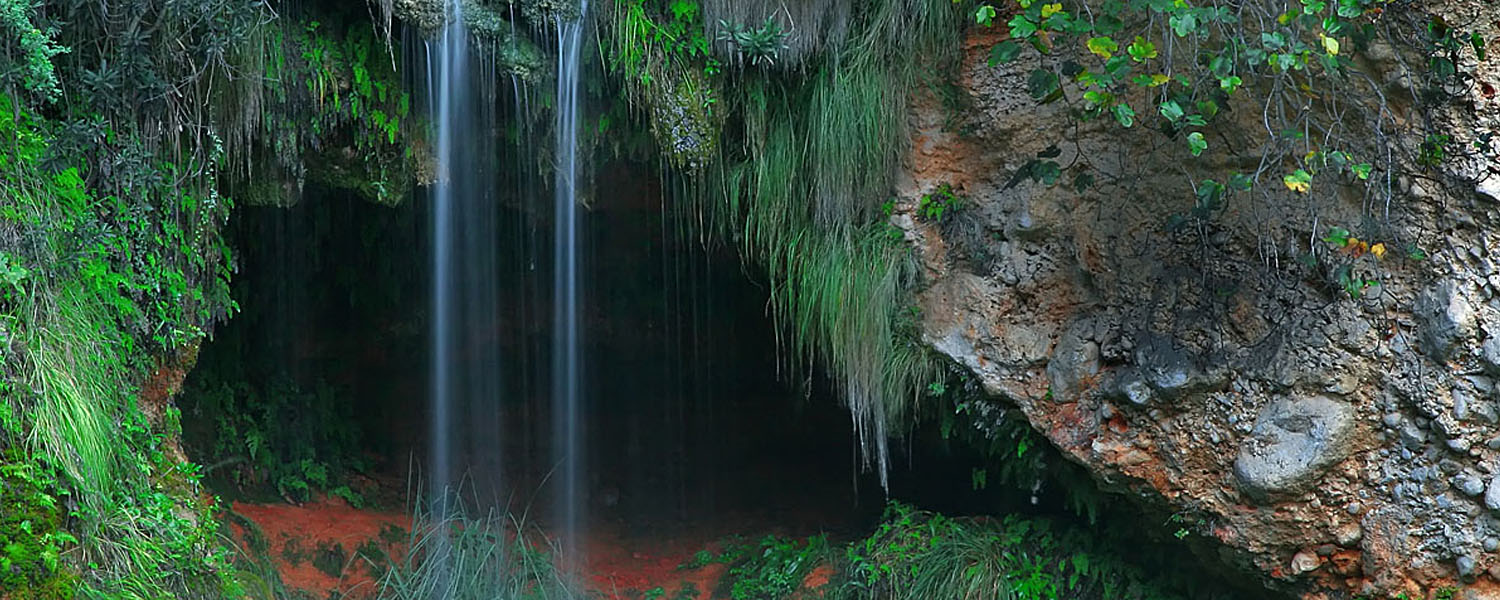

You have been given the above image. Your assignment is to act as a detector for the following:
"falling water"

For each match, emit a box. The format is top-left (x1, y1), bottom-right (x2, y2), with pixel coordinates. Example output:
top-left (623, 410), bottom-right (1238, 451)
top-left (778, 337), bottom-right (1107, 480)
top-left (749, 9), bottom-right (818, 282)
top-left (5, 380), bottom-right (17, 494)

top-left (552, 0), bottom-right (590, 552)
top-left (429, 0), bottom-right (503, 513)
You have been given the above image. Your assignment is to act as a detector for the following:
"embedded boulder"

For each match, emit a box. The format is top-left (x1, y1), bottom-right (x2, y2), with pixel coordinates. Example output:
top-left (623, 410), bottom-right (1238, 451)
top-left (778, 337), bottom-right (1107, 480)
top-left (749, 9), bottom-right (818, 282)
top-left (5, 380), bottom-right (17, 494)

top-left (1233, 396), bottom-right (1356, 501)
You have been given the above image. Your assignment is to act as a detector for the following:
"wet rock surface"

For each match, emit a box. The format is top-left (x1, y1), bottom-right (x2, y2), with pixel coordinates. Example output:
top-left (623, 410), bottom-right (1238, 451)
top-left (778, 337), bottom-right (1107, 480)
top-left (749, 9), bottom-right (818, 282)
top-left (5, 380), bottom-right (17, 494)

top-left (897, 4), bottom-right (1500, 598)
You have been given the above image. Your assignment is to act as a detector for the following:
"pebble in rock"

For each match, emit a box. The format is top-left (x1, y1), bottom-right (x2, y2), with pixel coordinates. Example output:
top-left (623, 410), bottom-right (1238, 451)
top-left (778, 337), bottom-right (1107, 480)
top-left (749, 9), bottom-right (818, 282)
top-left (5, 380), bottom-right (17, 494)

top-left (1335, 522), bottom-right (1362, 547)
top-left (1485, 537), bottom-right (1499, 552)
top-left (1290, 551), bottom-right (1321, 574)
top-left (1457, 555), bottom-right (1478, 578)
top-left (1457, 473), bottom-right (1487, 497)
top-left (1488, 477), bottom-right (1500, 512)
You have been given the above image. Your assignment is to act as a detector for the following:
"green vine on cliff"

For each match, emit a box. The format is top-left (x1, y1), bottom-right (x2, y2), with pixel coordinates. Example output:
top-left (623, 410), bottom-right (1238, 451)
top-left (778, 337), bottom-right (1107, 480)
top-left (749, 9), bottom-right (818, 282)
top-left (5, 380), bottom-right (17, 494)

top-left (975, 0), bottom-right (1488, 284)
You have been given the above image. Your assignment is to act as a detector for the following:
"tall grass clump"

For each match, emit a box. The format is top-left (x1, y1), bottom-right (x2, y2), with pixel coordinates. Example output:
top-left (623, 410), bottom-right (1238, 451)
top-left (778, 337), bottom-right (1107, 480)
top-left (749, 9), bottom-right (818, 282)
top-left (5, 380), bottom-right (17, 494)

top-left (377, 492), bottom-right (579, 600)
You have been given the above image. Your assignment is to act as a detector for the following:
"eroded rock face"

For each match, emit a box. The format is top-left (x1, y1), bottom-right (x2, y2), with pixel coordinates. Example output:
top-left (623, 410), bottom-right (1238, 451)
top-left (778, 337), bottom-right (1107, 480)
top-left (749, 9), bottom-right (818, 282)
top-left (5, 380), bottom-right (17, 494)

top-left (897, 5), bottom-right (1500, 598)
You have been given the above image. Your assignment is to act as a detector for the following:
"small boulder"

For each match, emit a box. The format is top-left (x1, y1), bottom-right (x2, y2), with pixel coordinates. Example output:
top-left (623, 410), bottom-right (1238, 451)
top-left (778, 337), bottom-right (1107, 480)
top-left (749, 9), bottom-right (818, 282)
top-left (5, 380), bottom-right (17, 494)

top-left (1416, 280), bottom-right (1476, 360)
top-left (1290, 550), bottom-right (1322, 574)
top-left (1486, 477), bottom-right (1500, 512)
top-left (1234, 396), bottom-right (1356, 501)
top-left (1457, 471), bottom-right (1488, 497)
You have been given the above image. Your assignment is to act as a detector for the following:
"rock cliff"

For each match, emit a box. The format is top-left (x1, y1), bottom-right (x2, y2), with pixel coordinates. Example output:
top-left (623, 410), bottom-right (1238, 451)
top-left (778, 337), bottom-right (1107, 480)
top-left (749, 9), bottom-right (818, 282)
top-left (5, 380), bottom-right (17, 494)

top-left (898, 6), bottom-right (1500, 598)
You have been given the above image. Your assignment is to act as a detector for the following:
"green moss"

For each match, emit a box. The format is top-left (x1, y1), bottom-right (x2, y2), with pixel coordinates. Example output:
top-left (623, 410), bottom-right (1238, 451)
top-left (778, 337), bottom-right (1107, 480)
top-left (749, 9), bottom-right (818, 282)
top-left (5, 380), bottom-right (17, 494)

top-left (0, 455), bottom-right (80, 600)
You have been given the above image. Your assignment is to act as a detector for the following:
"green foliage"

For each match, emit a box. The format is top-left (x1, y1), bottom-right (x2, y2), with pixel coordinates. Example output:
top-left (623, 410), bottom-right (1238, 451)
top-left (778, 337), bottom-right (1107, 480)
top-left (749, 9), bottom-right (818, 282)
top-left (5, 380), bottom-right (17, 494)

top-left (717, 17), bottom-right (792, 67)
top-left (605, 0), bottom-right (724, 168)
top-left (612, 0), bottom-right (720, 86)
top-left (724, 535), bottom-right (829, 600)
top-left (185, 372), bottom-right (365, 503)
top-left (657, 0), bottom-right (963, 485)
top-left (0, 49), bottom-right (242, 600)
top-left (918, 184), bottom-right (965, 222)
top-left (0, 0), bottom-right (66, 103)
top-left (828, 502), bottom-right (1189, 600)
top-left (227, 17), bottom-right (416, 206)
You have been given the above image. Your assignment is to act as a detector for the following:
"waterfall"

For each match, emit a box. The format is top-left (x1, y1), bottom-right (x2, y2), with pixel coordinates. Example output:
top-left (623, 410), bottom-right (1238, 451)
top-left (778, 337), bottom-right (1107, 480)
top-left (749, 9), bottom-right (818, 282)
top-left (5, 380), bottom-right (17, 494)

top-left (552, 0), bottom-right (590, 554)
top-left (429, 0), bottom-right (503, 514)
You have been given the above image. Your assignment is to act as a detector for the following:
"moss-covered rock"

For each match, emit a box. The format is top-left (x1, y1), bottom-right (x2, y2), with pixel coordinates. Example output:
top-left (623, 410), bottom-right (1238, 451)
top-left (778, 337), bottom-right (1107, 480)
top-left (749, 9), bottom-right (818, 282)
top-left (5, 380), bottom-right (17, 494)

top-left (0, 456), bottom-right (80, 600)
top-left (647, 67), bottom-right (721, 169)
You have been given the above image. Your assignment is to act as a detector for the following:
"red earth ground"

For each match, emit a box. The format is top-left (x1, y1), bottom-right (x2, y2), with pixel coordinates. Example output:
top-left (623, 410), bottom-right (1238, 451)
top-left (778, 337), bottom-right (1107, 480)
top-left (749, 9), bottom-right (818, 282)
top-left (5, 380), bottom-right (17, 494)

top-left (229, 495), bottom-right (839, 600)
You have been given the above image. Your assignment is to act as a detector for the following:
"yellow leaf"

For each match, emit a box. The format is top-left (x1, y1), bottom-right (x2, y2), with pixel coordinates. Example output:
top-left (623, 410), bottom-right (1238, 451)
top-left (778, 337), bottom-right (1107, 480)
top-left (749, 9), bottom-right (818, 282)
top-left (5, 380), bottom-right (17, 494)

top-left (1041, 3), bottom-right (1063, 18)
top-left (1148, 74), bottom-right (1170, 87)
top-left (1320, 34), bottom-right (1340, 56)
top-left (1371, 243), bottom-right (1387, 259)
top-left (1283, 169), bottom-right (1312, 193)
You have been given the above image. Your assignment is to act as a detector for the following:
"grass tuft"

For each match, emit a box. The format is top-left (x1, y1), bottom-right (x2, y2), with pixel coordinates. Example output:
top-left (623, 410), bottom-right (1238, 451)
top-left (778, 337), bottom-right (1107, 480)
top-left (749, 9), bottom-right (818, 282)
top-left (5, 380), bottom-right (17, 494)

top-left (376, 491), bottom-right (579, 600)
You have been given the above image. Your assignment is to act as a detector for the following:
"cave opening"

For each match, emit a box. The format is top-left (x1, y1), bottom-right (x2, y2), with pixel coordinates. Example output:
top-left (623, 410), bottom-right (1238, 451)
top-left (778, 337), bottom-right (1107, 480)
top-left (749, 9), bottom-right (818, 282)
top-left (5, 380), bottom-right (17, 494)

top-left (179, 164), bottom-right (903, 542)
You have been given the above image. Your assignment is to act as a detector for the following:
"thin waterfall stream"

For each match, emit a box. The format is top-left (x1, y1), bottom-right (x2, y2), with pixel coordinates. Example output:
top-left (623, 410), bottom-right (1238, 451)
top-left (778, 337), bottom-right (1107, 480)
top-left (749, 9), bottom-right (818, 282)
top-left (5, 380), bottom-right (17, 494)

top-left (429, 0), bottom-right (504, 515)
top-left (553, 0), bottom-right (590, 555)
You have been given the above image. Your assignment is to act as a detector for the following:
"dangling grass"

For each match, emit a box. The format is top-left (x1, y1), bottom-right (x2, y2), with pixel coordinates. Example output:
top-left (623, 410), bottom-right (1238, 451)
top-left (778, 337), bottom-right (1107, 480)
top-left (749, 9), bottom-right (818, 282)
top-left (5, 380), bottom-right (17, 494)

top-left (376, 494), bottom-right (579, 600)
top-left (632, 0), bottom-right (964, 486)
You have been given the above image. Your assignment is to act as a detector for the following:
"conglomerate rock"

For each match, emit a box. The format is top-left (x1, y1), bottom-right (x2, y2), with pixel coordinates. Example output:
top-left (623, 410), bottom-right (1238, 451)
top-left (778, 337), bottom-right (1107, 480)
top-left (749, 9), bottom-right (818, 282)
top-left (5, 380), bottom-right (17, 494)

top-left (897, 5), bottom-right (1500, 598)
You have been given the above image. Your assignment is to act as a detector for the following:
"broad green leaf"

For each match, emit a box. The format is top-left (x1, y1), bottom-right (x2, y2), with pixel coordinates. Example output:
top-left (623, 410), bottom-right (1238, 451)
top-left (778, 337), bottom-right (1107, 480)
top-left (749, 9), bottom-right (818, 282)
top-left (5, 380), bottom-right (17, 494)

top-left (1320, 34), bottom-right (1340, 55)
top-left (1187, 132), bottom-right (1207, 156)
top-left (1228, 173), bottom-right (1254, 191)
top-left (990, 41), bottom-right (1023, 65)
top-left (976, 5), bottom-right (997, 26)
top-left (1112, 102), bottom-right (1135, 127)
top-left (1127, 36), bottom-right (1158, 61)
top-left (1321, 226), bottom-right (1350, 246)
top-left (1170, 13), bottom-right (1197, 37)
top-left (1009, 14), bottom-right (1037, 38)
top-left (1159, 100), bottom-right (1185, 121)
top-left (1087, 36), bottom-right (1118, 58)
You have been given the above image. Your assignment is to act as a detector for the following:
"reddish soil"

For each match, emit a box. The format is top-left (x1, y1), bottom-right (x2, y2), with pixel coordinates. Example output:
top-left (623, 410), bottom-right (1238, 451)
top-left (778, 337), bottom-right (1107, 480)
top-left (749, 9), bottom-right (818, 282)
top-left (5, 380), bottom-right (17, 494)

top-left (231, 496), bottom-right (411, 600)
top-left (231, 497), bottom-right (841, 600)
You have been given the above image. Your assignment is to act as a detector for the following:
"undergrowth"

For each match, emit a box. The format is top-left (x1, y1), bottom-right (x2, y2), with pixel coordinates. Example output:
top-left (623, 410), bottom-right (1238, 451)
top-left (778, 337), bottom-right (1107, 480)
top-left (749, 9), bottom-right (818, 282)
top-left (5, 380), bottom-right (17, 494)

top-left (0, 1), bottom-right (254, 596)
top-left (691, 502), bottom-right (1211, 600)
